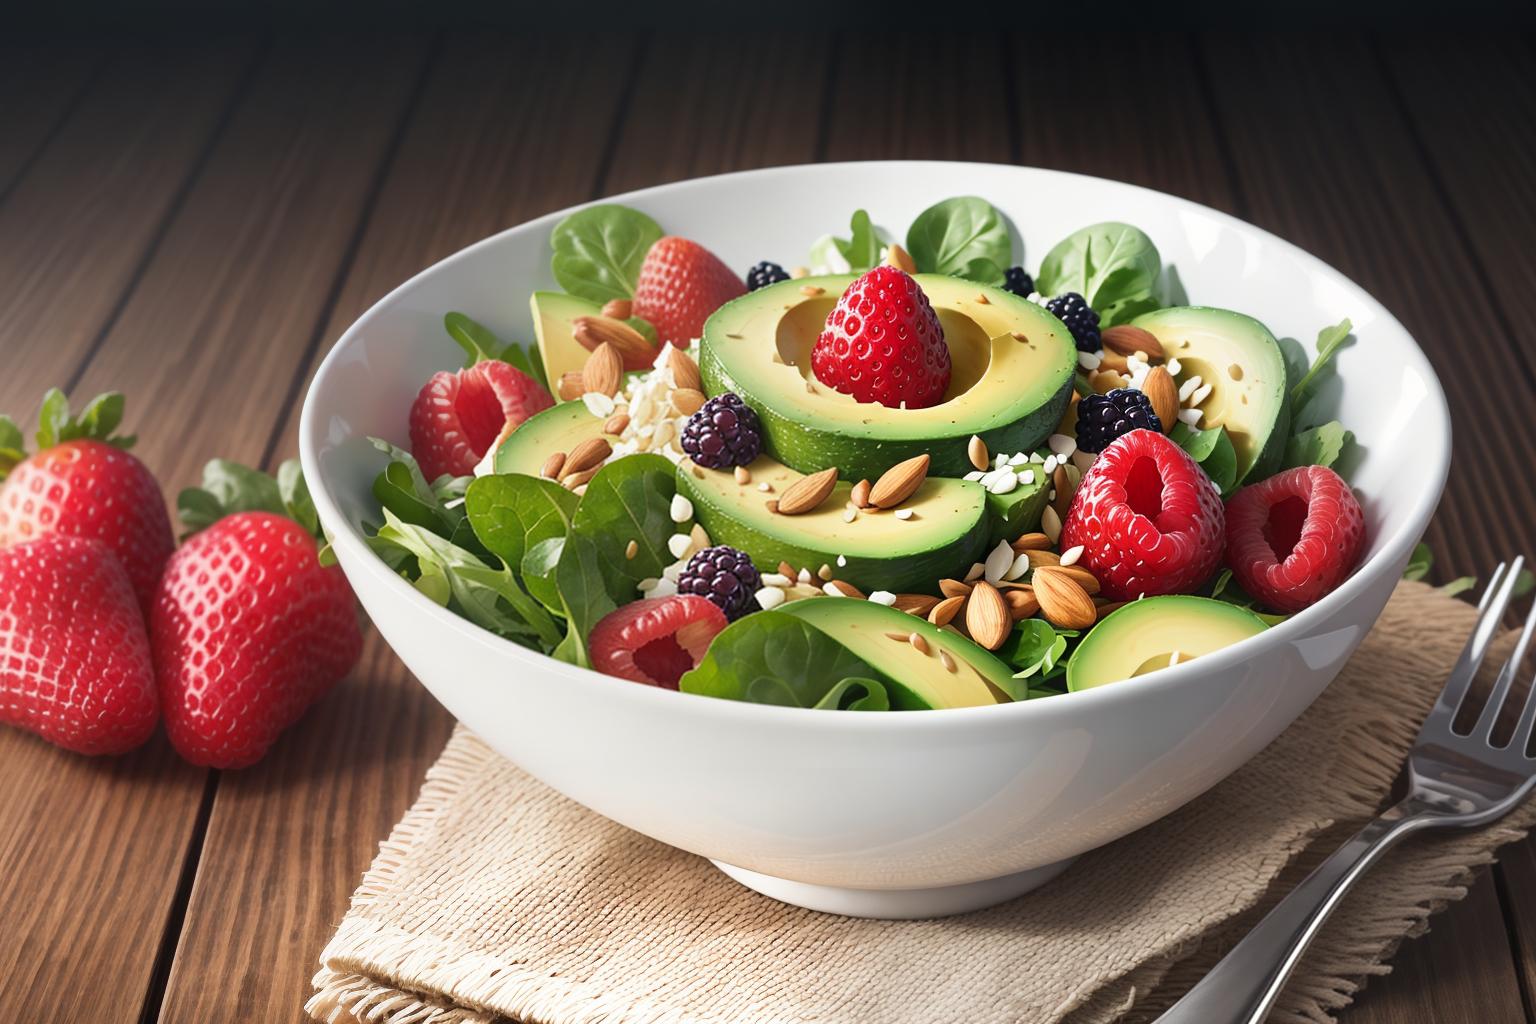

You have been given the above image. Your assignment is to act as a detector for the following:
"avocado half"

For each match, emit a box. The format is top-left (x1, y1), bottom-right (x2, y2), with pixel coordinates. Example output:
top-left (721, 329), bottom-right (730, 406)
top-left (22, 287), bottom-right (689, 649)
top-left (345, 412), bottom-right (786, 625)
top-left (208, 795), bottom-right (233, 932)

top-left (1131, 306), bottom-right (1291, 484)
top-left (778, 598), bottom-right (1012, 709)
top-left (700, 274), bottom-right (1077, 481)
top-left (1065, 596), bottom-right (1269, 692)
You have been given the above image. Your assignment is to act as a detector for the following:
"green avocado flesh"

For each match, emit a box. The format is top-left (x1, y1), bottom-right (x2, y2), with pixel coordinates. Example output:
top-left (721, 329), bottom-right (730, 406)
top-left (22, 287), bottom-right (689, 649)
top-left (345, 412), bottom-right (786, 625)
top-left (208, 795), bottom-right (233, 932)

top-left (778, 598), bottom-right (1012, 709)
top-left (700, 274), bottom-right (1077, 481)
top-left (531, 291), bottom-right (600, 397)
top-left (1066, 596), bottom-right (1269, 692)
top-left (677, 456), bottom-right (987, 595)
top-left (983, 458), bottom-right (1052, 546)
top-left (1131, 306), bottom-right (1290, 483)
top-left (494, 401), bottom-right (607, 476)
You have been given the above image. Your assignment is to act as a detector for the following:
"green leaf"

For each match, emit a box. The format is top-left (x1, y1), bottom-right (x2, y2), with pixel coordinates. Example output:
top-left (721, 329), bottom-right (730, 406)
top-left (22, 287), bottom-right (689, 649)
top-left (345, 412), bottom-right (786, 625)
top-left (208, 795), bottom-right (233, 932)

top-left (1290, 318), bottom-right (1353, 405)
top-left (996, 620), bottom-right (1079, 696)
top-left (1403, 542), bottom-right (1433, 582)
top-left (550, 204), bottom-right (664, 304)
top-left (75, 392), bottom-right (125, 440)
top-left (29, 388), bottom-right (136, 450)
top-left (808, 233), bottom-right (849, 274)
top-left (680, 610), bottom-right (887, 708)
top-left (465, 473), bottom-right (580, 612)
top-left (444, 312), bottom-right (501, 367)
top-left (365, 438), bottom-right (482, 552)
top-left (842, 209), bottom-right (881, 272)
top-left (526, 340), bottom-right (550, 394)
top-left (905, 197), bottom-right (1012, 283)
top-left (36, 389), bottom-right (68, 449)
top-left (550, 531), bottom-right (613, 668)
top-left (1036, 222), bottom-right (1162, 327)
top-left (0, 414), bottom-right (24, 480)
top-left (177, 458), bottom-right (283, 534)
top-left (1277, 336), bottom-right (1311, 395)
top-left (1515, 569), bottom-right (1536, 600)
top-left (1439, 576), bottom-right (1478, 598)
top-left (277, 459), bottom-right (320, 539)
top-left (1171, 423), bottom-right (1238, 495)
top-left (813, 678), bottom-right (890, 711)
top-left (1283, 421), bottom-right (1353, 471)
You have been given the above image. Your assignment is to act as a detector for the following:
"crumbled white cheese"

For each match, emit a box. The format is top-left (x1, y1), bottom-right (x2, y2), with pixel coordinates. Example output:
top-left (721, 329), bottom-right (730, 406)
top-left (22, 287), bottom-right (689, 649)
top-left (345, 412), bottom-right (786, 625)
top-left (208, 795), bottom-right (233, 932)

top-left (669, 494), bottom-right (694, 523)
top-left (869, 590), bottom-right (896, 606)
top-left (755, 586), bottom-right (786, 610)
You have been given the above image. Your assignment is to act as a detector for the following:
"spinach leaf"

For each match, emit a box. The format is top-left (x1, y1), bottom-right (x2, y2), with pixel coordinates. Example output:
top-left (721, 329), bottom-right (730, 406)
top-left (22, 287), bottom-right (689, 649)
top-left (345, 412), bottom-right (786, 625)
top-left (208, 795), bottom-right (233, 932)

top-left (1204, 569), bottom-right (1288, 626)
top-left (551, 531), bottom-right (613, 668)
top-left (1290, 318), bottom-right (1353, 405)
top-left (1171, 423), bottom-right (1238, 495)
top-left (1283, 420), bottom-right (1353, 471)
top-left (680, 610), bottom-right (887, 708)
top-left (839, 209), bottom-right (881, 272)
top-left (367, 438), bottom-right (483, 555)
top-left (550, 204), bottom-right (664, 304)
top-left (905, 197), bottom-right (1011, 284)
top-left (813, 678), bottom-right (891, 711)
top-left (444, 311), bottom-right (551, 394)
top-left (465, 473), bottom-right (579, 612)
top-left (1036, 222), bottom-right (1162, 326)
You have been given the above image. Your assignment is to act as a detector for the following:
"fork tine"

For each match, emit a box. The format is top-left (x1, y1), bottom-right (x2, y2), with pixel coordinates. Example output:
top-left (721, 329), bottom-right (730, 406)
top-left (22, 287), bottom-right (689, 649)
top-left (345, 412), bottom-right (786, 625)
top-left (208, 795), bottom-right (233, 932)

top-left (1422, 559), bottom-right (1521, 732)
top-left (1473, 596), bottom-right (1536, 745)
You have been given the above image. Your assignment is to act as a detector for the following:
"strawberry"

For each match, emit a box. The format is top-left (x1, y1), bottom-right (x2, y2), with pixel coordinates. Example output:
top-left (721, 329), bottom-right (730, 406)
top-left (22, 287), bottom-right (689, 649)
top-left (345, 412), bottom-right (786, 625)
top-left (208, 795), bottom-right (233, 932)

top-left (155, 461), bottom-right (361, 768)
top-left (1224, 465), bottom-right (1365, 613)
top-left (1060, 429), bottom-right (1225, 601)
top-left (631, 236), bottom-right (747, 347)
top-left (409, 359), bottom-right (552, 483)
top-left (0, 389), bottom-right (173, 612)
top-left (0, 535), bottom-right (158, 755)
top-left (810, 266), bottom-right (951, 409)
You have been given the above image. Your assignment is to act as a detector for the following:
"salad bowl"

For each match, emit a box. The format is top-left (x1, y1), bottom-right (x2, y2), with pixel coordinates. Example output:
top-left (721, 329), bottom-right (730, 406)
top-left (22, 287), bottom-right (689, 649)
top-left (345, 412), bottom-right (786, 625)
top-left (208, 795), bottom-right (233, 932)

top-left (300, 161), bottom-right (1449, 918)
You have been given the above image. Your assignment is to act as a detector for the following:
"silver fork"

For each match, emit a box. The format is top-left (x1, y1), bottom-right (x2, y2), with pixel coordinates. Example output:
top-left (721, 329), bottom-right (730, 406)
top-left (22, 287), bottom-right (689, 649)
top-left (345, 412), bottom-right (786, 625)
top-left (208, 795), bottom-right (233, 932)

top-left (1156, 557), bottom-right (1536, 1024)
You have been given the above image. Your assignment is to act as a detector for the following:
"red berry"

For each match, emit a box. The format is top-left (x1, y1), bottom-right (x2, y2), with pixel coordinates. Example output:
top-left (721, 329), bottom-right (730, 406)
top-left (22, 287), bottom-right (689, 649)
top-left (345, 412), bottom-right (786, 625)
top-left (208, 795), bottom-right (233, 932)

top-left (631, 236), bottom-right (746, 347)
top-left (0, 535), bottom-right (158, 755)
top-left (1060, 429), bottom-right (1225, 601)
top-left (810, 266), bottom-right (951, 409)
top-left (409, 359), bottom-right (553, 482)
top-left (588, 595), bottom-right (727, 689)
top-left (152, 511), bottom-right (363, 769)
top-left (0, 439), bottom-right (174, 613)
top-left (1224, 465), bottom-right (1365, 613)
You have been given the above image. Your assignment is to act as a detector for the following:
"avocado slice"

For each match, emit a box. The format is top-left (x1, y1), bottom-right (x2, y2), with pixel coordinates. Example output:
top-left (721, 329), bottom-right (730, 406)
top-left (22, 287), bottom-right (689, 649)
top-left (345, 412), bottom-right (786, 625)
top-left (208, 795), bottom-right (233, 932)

top-left (1066, 596), bottom-right (1268, 692)
top-left (677, 456), bottom-right (988, 595)
top-left (493, 400), bottom-right (607, 477)
top-left (778, 598), bottom-right (1012, 709)
top-left (1131, 306), bottom-right (1290, 483)
top-left (700, 274), bottom-right (1077, 481)
top-left (531, 291), bottom-right (603, 400)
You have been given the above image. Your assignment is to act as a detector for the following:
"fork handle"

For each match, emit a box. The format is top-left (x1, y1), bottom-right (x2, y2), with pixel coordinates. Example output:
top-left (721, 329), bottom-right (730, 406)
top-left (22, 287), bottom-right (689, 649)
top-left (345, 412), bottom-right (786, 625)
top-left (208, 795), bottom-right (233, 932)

top-left (1155, 802), bottom-right (1430, 1024)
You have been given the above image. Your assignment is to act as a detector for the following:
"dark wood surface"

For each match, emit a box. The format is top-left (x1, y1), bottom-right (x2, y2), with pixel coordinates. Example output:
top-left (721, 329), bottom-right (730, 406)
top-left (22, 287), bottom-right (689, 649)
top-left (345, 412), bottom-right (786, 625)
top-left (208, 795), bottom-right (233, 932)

top-left (1, 30), bottom-right (1532, 1024)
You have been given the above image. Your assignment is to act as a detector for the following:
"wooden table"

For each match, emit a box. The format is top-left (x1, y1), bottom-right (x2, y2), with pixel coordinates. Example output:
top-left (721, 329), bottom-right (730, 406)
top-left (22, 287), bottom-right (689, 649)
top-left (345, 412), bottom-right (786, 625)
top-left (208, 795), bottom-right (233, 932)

top-left (3, 29), bottom-right (1534, 1023)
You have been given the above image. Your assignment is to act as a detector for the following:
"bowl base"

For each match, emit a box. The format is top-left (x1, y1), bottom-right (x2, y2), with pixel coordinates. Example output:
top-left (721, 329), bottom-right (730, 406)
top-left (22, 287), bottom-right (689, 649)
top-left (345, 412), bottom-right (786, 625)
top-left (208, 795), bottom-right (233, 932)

top-left (710, 857), bottom-right (1077, 919)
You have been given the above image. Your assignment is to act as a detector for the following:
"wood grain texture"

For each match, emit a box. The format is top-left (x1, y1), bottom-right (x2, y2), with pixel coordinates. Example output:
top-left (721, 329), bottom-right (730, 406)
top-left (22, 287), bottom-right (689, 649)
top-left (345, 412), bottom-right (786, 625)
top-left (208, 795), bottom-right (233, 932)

top-left (0, 36), bottom-right (104, 197)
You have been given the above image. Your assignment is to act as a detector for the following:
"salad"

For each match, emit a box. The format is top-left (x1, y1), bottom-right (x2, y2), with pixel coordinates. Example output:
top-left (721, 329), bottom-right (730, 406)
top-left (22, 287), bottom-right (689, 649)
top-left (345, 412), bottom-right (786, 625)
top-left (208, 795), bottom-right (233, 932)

top-left (357, 197), bottom-right (1366, 710)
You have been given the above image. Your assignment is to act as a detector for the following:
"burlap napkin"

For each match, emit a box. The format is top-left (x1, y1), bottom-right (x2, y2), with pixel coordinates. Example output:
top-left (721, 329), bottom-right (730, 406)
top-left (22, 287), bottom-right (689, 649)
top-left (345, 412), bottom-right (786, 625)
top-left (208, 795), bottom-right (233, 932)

top-left (306, 581), bottom-right (1536, 1024)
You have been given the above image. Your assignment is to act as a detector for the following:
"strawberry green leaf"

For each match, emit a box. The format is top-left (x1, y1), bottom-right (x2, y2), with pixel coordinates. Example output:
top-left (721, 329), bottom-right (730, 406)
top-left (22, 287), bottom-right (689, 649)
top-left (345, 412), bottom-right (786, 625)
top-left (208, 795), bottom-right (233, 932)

top-left (277, 459), bottom-right (319, 538)
top-left (36, 389), bottom-right (70, 450)
top-left (0, 415), bottom-right (24, 480)
top-left (31, 388), bottom-right (137, 450)
top-left (178, 457), bottom-right (326, 543)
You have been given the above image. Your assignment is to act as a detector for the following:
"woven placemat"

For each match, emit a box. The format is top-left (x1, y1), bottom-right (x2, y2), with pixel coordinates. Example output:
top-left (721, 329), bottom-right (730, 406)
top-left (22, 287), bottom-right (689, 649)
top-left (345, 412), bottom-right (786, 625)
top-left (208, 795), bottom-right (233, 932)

top-left (306, 581), bottom-right (1536, 1024)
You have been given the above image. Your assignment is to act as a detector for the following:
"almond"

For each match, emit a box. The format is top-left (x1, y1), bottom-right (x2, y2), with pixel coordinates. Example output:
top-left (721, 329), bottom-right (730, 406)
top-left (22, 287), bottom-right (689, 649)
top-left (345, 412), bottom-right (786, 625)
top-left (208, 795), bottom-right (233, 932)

top-left (1052, 463), bottom-right (1075, 517)
top-left (560, 465), bottom-right (601, 490)
top-left (671, 388), bottom-right (706, 416)
top-left (1096, 600), bottom-right (1128, 620)
top-left (1033, 568), bottom-right (1097, 629)
top-left (776, 467), bottom-right (838, 515)
top-left (928, 594), bottom-right (966, 627)
top-left (884, 242), bottom-right (917, 273)
top-left (540, 451), bottom-right (566, 480)
top-left (1101, 324), bottom-right (1166, 361)
top-left (892, 593), bottom-right (940, 617)
top-left (667, 346), bottom-right (703, 391)
top-left (850, 478), bottom-right (872, 509)
top-left (1004, 586), bottom-right (1040, 620)
top-left (938, 578), bottom-right (973, 599)
top-left (965, 581), bottom-right (1010, 650)
top-left (1050, 564), bottom-right (1100, 595)
top-left (869, 453), bottom-right (930, 508)
top-left (1142, 365), bottom-right (1178, 432)
top-left (572, 315), bottom-right (655, 364)
top-left (1026, 549), bottom-right (1062, 569)
top-left (778, 561), bottom-right (796, 578)
top-left (563, 437), bottom-right (612, 476)
top-left (967, 435), bottom-right (989, 472)
top-left (600, 299), bottom-right (633, 320)
top-left (603, 412), bottom-right (630, 435)
top-left (1011, 532), bottom-right (1053, 552)
top-left (581, 343), bottom-right (623, 397)
top-left (557, 372), bottom-right (585, 401)
top-left (825, 579), bottom-right (865, 599)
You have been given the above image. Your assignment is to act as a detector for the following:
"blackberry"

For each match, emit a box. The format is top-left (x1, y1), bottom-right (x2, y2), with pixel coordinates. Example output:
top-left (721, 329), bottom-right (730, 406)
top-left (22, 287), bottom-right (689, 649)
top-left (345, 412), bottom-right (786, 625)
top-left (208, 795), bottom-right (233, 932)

top-left (745, 261), bottom-right (791, 292)
top-left (1002, 266), bottom-right (1034, 298)
top-left (1045, 292), bottom-right (1101, 352)
top-left (1075, 388), bottom-right (1162, 454)
top-left (678, 545), bottom-right (762, 620)
top-left (680, 392), bottom-right (763, 469)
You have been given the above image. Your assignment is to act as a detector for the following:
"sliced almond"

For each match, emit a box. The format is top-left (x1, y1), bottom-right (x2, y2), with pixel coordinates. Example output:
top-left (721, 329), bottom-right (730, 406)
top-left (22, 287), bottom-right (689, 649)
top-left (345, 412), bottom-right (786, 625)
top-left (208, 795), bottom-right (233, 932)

top-left (1011, 532), bottom-right (1053, 552)
top-left (967, 435), bottom-right (989, 472)
top-left (1142, 365), bottom-right (1178, 433)
top-left (1033, 568), bottom-right (1097, 629)
top-left (1101, 324), bottom-right (1166, 361)
top-left (600, 299), bottom-right (633, 320)
top-left (778, 560), bottom-right (796, 578)
top-left (557, 372), bottom-right (585, 401)
top-left (572, 315), bottom-right (655, 364)
top-left (1049, 564), bottom-right (1101, 595)
top-left (869, 454), bottom-right (930, 509)
top-left (602, 412), bottom-right (630, 435)
top-left (938, 578), bottom-right (973, 599)
top-left (581, 343), bottom-right (624, 398)
top-left (892, 593), bottom-right (940, 617)
top-left (1004, 586), bottom-right (1040, 620)
top-left (965, 581), bottom-right (1010, 650)
top-left (884, 242), bottom-right (917, 273)
top-left (667, 346), bottom-right (703, 392)
top-left (1041, 505), bottom-right (1063, 545)
top-left (928, 594), bottom-right (966, 627)
top-left (563, 437), bottom-right (612, 476)
top-left (825, 579), bottom-right (866, 599)
top-left (849, 478), bottom-right (872, 509)
top-left (540, 451), bottom-right (567, 480)
top-left (671, 388), bottom-right (706, 416)
top-left (776, 467), bottom-right (838, 515)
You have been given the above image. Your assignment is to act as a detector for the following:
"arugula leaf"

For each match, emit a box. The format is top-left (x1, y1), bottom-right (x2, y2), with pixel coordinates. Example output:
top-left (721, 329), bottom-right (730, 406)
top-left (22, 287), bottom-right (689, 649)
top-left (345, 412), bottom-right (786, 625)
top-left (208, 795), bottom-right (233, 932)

top-left (680, 610), bottom-right (887, 708)
top-left (550, 204), bottom-right (664, 304)
top-left (443, 311), bottom-right (552, 395)
top-left (1171, 423), bottom-right (1238, 495)
top-left (1439, 576), bottom-right (1478, 598)
top-left (465, 473), bottom-right (580, 612)
top-left (839, 209), bottom-right (881, 272)
top-left (1036, 222), bottom-right (1162, 326)
top-left (807, 233), bottom-right (851, 274)
top-left (813, 678), bottom-right (891, 711)
top-left (366, 438), bottom-right (483, 555)
top-left (1204, 569), bottom-right (1289, 625)
top-left (996, 620), bottom-right (1079, 697)
top-left (177, 457), bottom-right (322, 541)
top-left (905, 197), bottom-right (1011, 284)
top-left (1403, 542), bottom-right (1433, 582)
top-left (1290, 318), bottom-right (1353, 405)
top-left (1284, 421), bottom-right (1353, 471)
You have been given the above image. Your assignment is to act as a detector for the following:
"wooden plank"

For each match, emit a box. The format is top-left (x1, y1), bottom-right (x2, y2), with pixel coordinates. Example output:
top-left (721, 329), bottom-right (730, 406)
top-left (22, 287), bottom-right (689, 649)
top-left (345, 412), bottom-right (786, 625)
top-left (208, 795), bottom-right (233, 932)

top-left (0, 36), bottom-right (104, 197)
top-left (0, 36), bottom-right (428, 1024)
top-left (1499, 839), bottom-right (1536, 1012)
top-left (0, 39), bottom-right (259, 422)
top-left (155, 34), bottom-right (638, 1024)
top-left (1197, 33), bottom-right (1533, 1024)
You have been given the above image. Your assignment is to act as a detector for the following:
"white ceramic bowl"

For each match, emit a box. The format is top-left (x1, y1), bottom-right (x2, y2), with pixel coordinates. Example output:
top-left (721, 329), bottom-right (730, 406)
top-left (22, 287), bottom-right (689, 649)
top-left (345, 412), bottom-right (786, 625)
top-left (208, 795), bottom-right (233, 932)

top-left (301, 162), bottom-right (1449, 918)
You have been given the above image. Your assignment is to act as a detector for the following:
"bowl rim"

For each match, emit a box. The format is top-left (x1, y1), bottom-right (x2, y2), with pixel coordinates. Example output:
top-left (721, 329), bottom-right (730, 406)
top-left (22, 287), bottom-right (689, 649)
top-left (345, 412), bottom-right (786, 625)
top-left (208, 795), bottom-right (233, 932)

top-left (300, 159), bottom-right (1451, 732)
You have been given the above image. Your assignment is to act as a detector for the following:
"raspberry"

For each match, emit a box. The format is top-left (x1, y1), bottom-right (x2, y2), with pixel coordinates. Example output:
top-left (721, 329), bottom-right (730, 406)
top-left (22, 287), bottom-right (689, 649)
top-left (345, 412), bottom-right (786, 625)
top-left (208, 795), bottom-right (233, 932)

top-left (1046, 292), bottom-right (1101, 352)
top-left (746, 261), bottom-right (790, 291)
top-left (681, 393), bottom-right (763, 469)
top-left (1075, 388), bottom-right (1162, 453)
top-left (809, 266), bottom-right (951, 409)
top-left (588, 596), bottom-right (727, 689)
top-left (1059, 429), bottom-right (1225, 601)
top-left (1224, 465), bottom-right (1365, 613)
top-left (408, 360), bottom-right (552, 481)
top-left (632, 236), bottom-right (746, 347)
top-left (677, 545), bottom-right (762, 621)
top-left (1002, 266), bottom-right (1034, 298)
